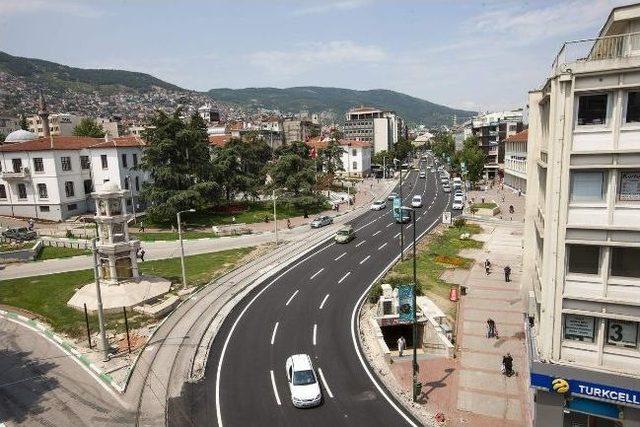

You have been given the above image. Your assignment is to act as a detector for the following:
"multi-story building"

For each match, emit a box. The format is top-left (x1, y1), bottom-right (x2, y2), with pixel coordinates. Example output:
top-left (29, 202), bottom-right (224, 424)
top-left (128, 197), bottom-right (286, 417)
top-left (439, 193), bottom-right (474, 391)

top-left (343, 107), bottom-right (406, 154)
top-left (0, 132), bottom-right (148, 221)
top-left (27, 113), bottom-right (83, 137)
top-left (307, 137), bottom-right (372, 177)
top-left (97, 117), bottom-right (122, 137)
top-left (468, 110), bottom-right (524, 179)
top-left (523, 5), bottom-right (640, 426)
top-left (198, 104), bottom-right (221, 124)
top-left (283, 118), bottom-right (320, 143)
top-left (503, 129), bottom-right (528, 193)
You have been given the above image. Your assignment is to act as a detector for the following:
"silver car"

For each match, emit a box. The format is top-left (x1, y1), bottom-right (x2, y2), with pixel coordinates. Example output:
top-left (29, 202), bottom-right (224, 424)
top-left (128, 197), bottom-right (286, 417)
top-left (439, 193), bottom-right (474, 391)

top-left (310, 216), bottom-right (333, 228)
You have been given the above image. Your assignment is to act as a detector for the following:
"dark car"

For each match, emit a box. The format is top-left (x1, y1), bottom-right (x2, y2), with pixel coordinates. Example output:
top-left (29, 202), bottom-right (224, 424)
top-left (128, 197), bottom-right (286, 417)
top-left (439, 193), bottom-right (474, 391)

top-left (2, 227), bottom-right (37, 242)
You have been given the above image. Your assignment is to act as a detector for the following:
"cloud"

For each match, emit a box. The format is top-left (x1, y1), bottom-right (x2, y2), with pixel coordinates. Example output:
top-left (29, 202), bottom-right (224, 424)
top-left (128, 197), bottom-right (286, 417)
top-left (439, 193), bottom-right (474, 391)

top-left (0, 0), bottom-right (103, 17)
top-left (291, 0), bottom-right (370, 16)
top-left (245, 41), bottom-right (387, 77)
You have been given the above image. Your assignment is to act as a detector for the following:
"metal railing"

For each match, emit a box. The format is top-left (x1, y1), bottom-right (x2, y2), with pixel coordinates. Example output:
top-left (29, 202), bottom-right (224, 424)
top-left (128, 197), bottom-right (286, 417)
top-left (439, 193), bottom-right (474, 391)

top-left (552, 31), bottom-right (640, 72)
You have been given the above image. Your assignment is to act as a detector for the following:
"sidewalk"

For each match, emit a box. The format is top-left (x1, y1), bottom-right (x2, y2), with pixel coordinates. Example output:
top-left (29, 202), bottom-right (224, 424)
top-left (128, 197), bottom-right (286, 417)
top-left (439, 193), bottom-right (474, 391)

top-left (390, 221), bottom-right (529, 426)
top-left (467, 183), bottom-right (526, 222)
top-left (1, 177), bottom-right (392, 280)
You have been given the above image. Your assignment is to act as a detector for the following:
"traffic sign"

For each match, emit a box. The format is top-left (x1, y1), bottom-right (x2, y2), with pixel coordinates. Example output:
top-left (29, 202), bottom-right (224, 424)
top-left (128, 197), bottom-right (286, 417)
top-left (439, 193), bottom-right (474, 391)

top-left (442, 212), bottom-right (452, 224)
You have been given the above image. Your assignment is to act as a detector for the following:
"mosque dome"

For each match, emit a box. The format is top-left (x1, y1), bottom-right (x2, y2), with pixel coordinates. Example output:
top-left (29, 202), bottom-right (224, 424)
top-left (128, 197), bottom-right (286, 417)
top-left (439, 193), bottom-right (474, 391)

top-left (4, 129), bottom-right (37, 143)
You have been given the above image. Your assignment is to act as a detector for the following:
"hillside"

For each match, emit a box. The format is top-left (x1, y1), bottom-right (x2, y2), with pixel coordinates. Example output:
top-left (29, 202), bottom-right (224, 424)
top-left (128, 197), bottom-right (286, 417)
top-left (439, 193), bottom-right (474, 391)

top-left (207, 86), bottom-right (475, 126)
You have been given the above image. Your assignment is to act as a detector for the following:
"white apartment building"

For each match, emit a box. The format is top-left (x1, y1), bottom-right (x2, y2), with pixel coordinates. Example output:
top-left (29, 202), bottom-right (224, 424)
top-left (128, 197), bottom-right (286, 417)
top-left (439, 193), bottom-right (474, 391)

top-left (307, 137), bottom-right (372, 177)
top-left (27, 113), bottom-right (83, 137)
top-left (0, 133), bottom-right (148, 221)
top-left (503, 129), bottom-right (528, 193)
top-left (524, 5), bottom-right (640, 426)
top-left (343, 107), bottom-right (406, 154)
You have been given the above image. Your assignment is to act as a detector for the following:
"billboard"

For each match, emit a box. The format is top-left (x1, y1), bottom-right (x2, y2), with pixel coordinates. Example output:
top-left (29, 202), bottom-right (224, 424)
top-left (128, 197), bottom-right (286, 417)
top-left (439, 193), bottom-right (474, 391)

top-left (397, 284), bottom-right (414, 323)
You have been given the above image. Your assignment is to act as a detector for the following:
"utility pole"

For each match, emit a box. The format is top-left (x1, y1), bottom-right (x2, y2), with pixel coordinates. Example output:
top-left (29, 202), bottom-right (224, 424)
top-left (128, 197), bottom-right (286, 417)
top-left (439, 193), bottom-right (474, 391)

top-left (91, 238), bottom-right (109, 362)
top-left (383, 156), bottom-right (386, 179)
top-left (411, 209), bottom-right (419, 402)
top-left (273, 189), bottom-right (278, 245)
top-left (177, 209), bottom-right (195, 289)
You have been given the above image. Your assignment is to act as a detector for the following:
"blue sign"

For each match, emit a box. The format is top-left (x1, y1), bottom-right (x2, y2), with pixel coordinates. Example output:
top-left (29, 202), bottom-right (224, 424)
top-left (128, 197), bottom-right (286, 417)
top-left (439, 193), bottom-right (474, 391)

top-left (567, 397), bottom-right (621, 420)
top-left (392, 196), bottom-right (401, 221)
top-left (531, 373), bottom-right (640, 407)
top-left (397, 285), bottom-right (414, 323)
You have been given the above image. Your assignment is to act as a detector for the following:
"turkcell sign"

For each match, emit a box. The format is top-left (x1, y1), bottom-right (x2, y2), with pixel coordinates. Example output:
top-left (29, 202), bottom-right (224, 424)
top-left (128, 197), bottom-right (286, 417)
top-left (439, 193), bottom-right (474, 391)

top-left (397, 284), bottom-right (414, 323)
top-left (531, 373), bottom-right (640, 407)
top-left (392, 196), bottom-right (401, 221)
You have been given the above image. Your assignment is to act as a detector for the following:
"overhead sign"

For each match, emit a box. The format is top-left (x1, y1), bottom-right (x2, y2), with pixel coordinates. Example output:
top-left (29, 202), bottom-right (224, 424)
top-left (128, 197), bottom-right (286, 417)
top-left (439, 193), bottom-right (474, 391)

top-left (397, 284), bottom-right (414, 323)
top-left (442, 212), bottom-right (452, 224)
top-left (531, 373), bottom-right (640, 407)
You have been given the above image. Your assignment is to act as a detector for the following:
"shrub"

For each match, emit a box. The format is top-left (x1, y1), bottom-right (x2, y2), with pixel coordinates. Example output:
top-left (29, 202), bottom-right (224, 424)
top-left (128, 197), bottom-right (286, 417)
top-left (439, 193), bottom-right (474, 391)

top-left (453, 218), bottom-right (466, 227)
top-left (435, 255), bottom-right (466, 267)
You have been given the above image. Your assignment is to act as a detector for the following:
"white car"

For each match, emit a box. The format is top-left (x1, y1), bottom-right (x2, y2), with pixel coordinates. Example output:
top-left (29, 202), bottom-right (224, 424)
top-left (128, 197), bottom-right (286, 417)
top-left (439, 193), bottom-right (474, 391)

top-left (371, 200), bottom-right (387, 210)
top-left (411, 195), bottom-right (423, 208)
top-left (452, 200), bottom-right (464, 210)
top-left (443, 185), bottom-right (451, 193)
top-left (419, 171), bottom-right (426, 179)
top-left (285, 354), bottom-right (322, 408)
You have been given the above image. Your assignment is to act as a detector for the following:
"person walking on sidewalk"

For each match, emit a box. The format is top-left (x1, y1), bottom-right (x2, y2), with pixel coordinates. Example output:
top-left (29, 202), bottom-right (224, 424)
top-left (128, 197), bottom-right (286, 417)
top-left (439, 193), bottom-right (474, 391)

top-left (484, 258), bottom-right (491, 275)
top-left (138, 248), bottom-right (145, 262)
top-left (487, 318), bottom-right (497, 338)
top-left (504, 265), bottom-right (511, 282)
top-left (139, 222), bottom-right (145, 233)
top-left (397, 336), bottom-right (406, 357)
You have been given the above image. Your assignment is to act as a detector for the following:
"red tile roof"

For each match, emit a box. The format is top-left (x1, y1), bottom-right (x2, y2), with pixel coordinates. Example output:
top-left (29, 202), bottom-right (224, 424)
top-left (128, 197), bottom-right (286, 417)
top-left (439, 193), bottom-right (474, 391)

top-left (305, 137), bottom-right (371, 150)
top-left (208, 134), bottom-right (232, 147)
top-left (504, 129), bottom-right (528, 143)
top-left (0, 136), bottom-right (145, 152)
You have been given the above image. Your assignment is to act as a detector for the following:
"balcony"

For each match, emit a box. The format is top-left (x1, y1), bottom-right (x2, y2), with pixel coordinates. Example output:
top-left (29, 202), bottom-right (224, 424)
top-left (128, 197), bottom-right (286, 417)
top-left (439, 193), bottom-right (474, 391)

top-left (552, 31), bottom-right (640, 74)
top-left (1, 167), bottom-right (31, 181)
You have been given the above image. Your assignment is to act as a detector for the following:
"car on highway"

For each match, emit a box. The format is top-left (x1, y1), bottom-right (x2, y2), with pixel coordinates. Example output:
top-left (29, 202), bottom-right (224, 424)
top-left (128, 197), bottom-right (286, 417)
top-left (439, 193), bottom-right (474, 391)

top-left (310, 216), bottom-right (333, 228)
top-left (452, 200), bottom-right (464, 210)
top-left (334, 225), bottom-right (356, 243)
top-left (411, 195), bottom-right (423, 208)
top-left (419, 171), bottom-right (426, 179)
top-left (387, 192), bottom-right (398, 201)
top-left (1, 227), bottom-right (37, 242)
top-left (430, 167), bottom-right (435, 172)
top-left (443, 184), bottom-right (451, 193)
top-left (440, 177), bottom-right (449, 185)
top-left (370, 200), bottom-right (387, 210)
top-left (285, 354), bottom-right (322, 408)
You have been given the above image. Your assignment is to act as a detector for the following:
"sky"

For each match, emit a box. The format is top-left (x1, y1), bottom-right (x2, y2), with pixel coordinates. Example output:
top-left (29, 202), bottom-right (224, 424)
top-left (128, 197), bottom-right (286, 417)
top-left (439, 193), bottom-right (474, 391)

top-left (0, 0), bottom-right (633, 112)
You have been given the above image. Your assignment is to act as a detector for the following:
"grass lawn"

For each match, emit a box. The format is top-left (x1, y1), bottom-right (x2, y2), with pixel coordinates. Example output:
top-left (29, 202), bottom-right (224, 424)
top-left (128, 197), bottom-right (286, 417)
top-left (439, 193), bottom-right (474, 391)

top-left (471, 202), bottom-right (498, 209)
top-left (130, 231), bottom-right (220, 242)
top-left (36, 246), bottom-right (91, 260)
top-left (0, 242), bottom-right (33, 252)
top-left (0, 247), bottom-right (254, 337)
top-left (372, 223), bottom-right (483, 317)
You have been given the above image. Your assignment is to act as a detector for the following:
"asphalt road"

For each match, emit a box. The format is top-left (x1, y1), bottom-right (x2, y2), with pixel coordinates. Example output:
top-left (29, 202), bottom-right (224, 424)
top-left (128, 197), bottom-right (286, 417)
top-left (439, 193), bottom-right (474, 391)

top-left (0, 318), bottom-right (134, 426)
top-left (168, 156), bottom-right (452, 427)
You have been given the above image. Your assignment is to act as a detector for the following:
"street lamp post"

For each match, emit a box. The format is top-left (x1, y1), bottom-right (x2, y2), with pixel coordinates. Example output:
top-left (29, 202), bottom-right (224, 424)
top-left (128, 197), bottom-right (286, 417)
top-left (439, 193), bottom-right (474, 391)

top-left (272, 189), bottom-right (279, 245)
top-left (411, 209), bottom-right (419, 402)
top-left (126, 175), bottom-right (137, 224)
top-left (394, 158), bottom-right (405, 261)
top-left (177, 209), bottom-right (195, 289)
top-left (91, 238), bottom-right (109, 362)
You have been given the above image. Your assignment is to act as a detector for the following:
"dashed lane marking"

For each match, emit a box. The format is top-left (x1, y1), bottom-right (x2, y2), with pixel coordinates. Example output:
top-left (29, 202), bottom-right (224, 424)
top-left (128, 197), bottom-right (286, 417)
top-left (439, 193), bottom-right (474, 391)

top-left (372, 230), bottom-right (381, 237)
top-left (334, 252), bottom-right (346, 261)
top-left (310, 268), bottom-right (324, 280)
top-left (338, 271), bottom-right (351, 284)
top-left (378, 243), bottom-right (388, 250)
top-left (270, 370), bottom-right (281, 405)
top-left (355, 240), bottom-right (366, 248)
top-left (270, 322), bottom-right (279, 345)
top-left (319, 294), bottom-right (330, 310)
top-left (285, 290), bottom-right (299, 306)
top-left (318, 368), bottom-right (334, 399)
top-left (313, 324), bottom-right (318, 346)
top-left (360, 255), bottom-right (371, 264)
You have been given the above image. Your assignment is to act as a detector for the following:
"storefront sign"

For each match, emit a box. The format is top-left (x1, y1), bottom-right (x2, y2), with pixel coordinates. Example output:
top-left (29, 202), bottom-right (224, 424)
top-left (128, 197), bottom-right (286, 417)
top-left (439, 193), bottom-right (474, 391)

top-left (564, 314), bottom-right (595, 341)
top-left (620, 172), bottom-right (640, 201)
top-left (531, 373), bottom-right (640, 407)
top-left (397, 284), bottom-right (414, 323)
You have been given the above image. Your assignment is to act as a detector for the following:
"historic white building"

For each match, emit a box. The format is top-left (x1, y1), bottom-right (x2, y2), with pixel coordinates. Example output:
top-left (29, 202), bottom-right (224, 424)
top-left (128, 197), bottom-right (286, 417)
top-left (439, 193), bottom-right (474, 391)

top-left (307, 137), bottom-right (372, 177)
top-left (523, 4), bottom-right (640, 426)
top-left (0, 133), bottom-right (148, 221)
top-left (503, 129), bottom-right (528, 193)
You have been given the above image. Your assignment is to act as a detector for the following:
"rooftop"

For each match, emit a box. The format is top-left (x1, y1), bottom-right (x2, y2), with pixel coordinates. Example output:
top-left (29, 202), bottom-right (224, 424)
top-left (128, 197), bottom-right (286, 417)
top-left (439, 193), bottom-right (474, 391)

top-left (0, 135), bottom-right (144, 152)
top-left (504, 129), bottom-right (528, 143)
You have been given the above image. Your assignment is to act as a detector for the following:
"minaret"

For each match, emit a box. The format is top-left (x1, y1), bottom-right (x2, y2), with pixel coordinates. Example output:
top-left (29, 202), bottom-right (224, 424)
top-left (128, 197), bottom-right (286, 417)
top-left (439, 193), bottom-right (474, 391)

top-left (38, 92), bottom-right (50, 139)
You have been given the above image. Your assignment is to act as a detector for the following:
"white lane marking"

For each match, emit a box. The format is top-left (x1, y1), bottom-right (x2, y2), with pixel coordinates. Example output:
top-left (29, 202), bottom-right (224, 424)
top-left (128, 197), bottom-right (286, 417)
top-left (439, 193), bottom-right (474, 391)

top-left (407, 223), bottom-right (412, 228)
top-left (318, 368), bottom-right (334, 399)
top-left (355, 240), bottom-right (366, 248)
top-left (313, 324), bottom-right (318, 346)
top-left (270, 370), bottom-right (281, 405)
top-left (334, 252), bottom-right (346, 261)
top-left (285, 289), bottom-right (299, 306)
top-left (378, 243), bottom-right (388, 250)
top-left (310, 268), bottom-right (324, 280)
top-left (270, 322), bottom-right (279, 345)
top-left (360, 255), bottom-right (371, 264)
top-left (394, 232), bottom-right (400, 238)
top-left (386, 222), bottom-right (393, 228)
top-left (372, 230), bottom-right (381, 237)
top-left (319, 293), bottom-right (330, 310)
top-left (338, 271), bottom-right (351, 284)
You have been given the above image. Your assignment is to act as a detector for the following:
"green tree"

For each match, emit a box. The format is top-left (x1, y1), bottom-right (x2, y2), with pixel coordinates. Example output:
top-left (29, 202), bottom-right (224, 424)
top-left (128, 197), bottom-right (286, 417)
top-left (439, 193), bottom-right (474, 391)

top-left (269, 142), bottom-right (316, 196)
top-left (19, 115), bottom-right (29, 131)
top-left (431, 132), bottom-right (455, 163)
top-left (139, 110), bottom-right (221, 224)
top-left (73, 118), bottom-right (105, 137)
top-left (318, 132), bottom-right (344, 175)
top-left (0, 132), bottom-right (5, 142)
top-left (372, 149), bottom-right (390, 166)
top-left (393, 138), bottom-right (414, 162)
top-left (458, 136), bottom-right (486, 183)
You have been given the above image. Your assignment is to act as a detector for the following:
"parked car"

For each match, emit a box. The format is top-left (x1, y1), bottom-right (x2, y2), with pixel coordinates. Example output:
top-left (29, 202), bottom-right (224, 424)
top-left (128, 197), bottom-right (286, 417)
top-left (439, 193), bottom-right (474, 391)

top-left (443, 185), bottom-right (451, 193)
top-left (387, 192), bottom-right (399, 201)
top-left (452, 200), bottom-right (464, 210)
top-left (285, 354), bottom-right (322, 408)
top-left (419, 171), bottom-right (426, 179)
top-left (411, 195), bottom-right (423, 208)
top-left (310, 216), bottom-right (333, 228)
top-left (1, 227), bottom-right (37, 242)
top-left (370, 200), bottom-right (387, 210)
top-left (334, 225), bottom-right (356, 243)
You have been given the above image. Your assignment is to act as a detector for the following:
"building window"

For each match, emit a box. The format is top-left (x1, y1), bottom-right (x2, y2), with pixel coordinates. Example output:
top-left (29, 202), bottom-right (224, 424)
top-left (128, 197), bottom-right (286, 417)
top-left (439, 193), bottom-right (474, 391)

top-left (37, 183), bottom-right (48, 199)
top-left (33, 157), bottom-right (44, 172)
top-left (65, 181), bottom-right (75, 198)
top-left (39, 206), bottom-right (50, 212)
top-left (352, 149), bottom-right (357, 156)
top-left (80, 155), bottom-right (90, 170)
top-left (67, 203), bottom-right (77, 211)
top-left (60, 156), bottom-right (72, 171)
top-left (135, 176), bottom-right (139, 191)
top-left (606, 320), bottom-right (638, 348)
top-left (570, 171), bottom-right (605, 202)
top-left (567, 244), bottom-right (600, 275)
top-left (352, 161), bottom-right (358, 170)
top-left (83, 179), bottom-right (93, 194)
top-left (17, 183), bottom-right (27, 199)
top-left (618, 171), bottom-right (640, 201)
top-left (101, 154), bottom-right (108, 169)
top-left (0, 184), bottom-right (6, 199)
top-left (564, 314), bottom-right (595, 342)
top-left (12, 158), bottom-right (22, 173)
top-left (121, 153), bottom-right (128, 168)
top-left (626, 91), bottom-right (640, 123)
top-left (124, 177), bottom-right (129, 190)
top-left (610, 247), bottom-right (640, 278)
top-left (577, 94), bottom-right (608, 126)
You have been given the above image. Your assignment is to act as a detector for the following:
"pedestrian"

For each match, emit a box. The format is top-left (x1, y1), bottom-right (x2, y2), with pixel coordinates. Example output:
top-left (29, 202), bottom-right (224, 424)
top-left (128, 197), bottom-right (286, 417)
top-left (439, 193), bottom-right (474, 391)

top-left (501, 194), bottom-right (505, 202)
top-left (232, 216), bottom-right (236, 225)
top-left (487, 318), bottom-right (496, 338)
top-left (287, 218), bottom-right (291, 229)
top-left (502, 353), bottom-right (514, 376)
top-left (370, 182), bottom-right (373, 189)
top-left (484, 258), bottom-right (491, 275)
top-left (397, 336), bottom-right (406, 357)
top-left (138, 248), bottom-right (145, 262)
top-left (518, 189), bottom-right (522, 197)
top-left (504, 265), bottom-right (511, 282)
top-left (336, 203), bottom-right (340, 212)
top-left (27, 218), bottom-right (34, 231)
top-left (171, 224), bottom-right (176, 233)
top-left (509, 205), bottom-right (515, 214)
top-left (140, 222), bottom-right (145, 233)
